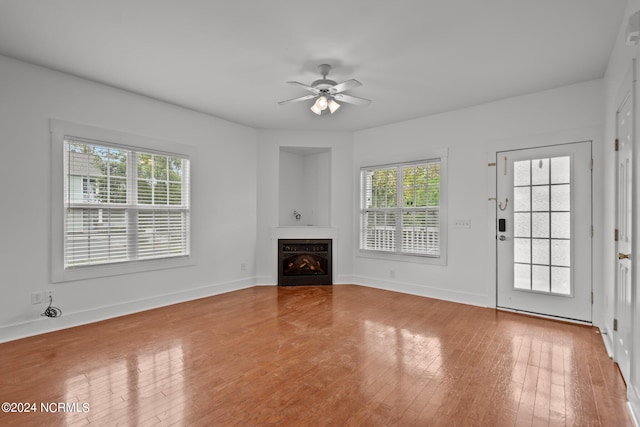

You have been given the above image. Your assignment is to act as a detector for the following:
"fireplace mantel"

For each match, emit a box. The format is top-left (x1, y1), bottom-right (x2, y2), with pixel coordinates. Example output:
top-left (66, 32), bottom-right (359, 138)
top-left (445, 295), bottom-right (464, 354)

top-left (271, 226), bottom-right (338, 240)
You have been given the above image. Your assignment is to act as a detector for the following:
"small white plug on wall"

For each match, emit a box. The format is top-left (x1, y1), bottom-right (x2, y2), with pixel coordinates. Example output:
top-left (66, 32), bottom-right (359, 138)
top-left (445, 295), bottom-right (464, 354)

top-left (627, 10), bottom-right (640, 45)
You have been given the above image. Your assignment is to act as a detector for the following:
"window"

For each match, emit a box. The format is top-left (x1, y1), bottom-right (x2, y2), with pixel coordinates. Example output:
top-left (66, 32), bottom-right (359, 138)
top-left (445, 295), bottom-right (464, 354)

top-left (360, 158), bottom-right (446, 260)
top-left (51, 120), bottom-right (192, 282)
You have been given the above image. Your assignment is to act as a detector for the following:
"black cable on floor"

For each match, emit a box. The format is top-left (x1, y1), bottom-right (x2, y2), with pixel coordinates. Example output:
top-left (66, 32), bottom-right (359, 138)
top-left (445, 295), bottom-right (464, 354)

top-left (41, 295), bottom-right (62, 318)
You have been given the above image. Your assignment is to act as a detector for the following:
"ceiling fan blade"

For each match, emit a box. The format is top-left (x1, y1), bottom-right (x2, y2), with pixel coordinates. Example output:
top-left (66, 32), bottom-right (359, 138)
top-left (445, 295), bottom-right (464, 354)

top-left (278, 94), bottom-right (318, 105)
top-left (329, 79), bottom-right (362, 94)
top-left (334, 93), bottom-right (371, 106)
top-left (286, 81), bottom-right (320, 94)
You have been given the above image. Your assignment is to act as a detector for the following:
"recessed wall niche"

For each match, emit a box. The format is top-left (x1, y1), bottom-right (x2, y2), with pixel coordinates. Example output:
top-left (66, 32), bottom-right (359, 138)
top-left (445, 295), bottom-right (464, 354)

top-left (279, 147), bottom-right (331, 226)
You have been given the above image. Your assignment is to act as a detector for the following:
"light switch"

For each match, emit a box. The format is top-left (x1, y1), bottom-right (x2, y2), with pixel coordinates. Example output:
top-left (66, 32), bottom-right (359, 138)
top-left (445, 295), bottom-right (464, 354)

top-left (454, 219), bottom-right (471, 229)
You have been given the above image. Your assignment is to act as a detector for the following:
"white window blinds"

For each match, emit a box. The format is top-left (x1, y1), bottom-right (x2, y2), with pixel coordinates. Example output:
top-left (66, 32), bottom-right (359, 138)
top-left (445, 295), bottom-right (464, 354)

top-left (360, 159), bottom-right (441, 257)
top-left (64, 138), bottom-right (190, 268)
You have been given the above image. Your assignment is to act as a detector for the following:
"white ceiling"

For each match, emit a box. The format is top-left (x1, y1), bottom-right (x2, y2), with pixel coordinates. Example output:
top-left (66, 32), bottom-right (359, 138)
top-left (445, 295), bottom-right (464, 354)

top-left (0, 1), bottom-right (628, 131)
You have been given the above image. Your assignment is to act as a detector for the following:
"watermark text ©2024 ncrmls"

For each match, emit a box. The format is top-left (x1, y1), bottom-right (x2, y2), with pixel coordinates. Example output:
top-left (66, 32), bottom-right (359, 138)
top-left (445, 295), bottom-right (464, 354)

top-left (2, 401), bottom-right (90, 413)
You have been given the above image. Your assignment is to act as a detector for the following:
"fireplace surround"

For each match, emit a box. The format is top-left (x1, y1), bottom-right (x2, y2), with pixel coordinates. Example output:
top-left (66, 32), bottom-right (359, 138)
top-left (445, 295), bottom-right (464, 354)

top-left (278, 239), bottom-right (332, 286)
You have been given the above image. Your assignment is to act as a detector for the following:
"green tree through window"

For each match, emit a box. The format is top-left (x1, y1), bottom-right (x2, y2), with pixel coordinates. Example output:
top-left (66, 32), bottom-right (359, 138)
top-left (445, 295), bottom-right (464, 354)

top-left (64, 138), bottom-right (190, 268)
top-left (361, 159), bottom-right (442, 257)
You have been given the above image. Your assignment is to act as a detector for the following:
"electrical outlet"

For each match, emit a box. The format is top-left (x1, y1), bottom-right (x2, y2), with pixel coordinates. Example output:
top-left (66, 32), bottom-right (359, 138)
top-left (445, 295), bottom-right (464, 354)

top-left (390, 269), bottom-right (396, 279)
top-left (31, 292), bottom-right (43, 305)
top-left (45, 290), bottom-right (53, 302)
top-left (240, 263), bottom-right (247, 271)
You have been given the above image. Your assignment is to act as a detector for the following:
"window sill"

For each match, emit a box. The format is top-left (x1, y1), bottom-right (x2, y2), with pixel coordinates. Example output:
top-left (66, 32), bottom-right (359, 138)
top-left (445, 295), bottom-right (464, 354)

top-left (357, 250), bottom-right (447, 266)
top-left (52, 255), bottom-right (194, 283)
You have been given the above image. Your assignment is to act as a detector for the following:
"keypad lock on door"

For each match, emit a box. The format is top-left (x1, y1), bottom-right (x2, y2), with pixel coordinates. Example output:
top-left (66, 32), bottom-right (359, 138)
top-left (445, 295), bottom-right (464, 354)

top-left (498, 218), bottom-right (506, 241)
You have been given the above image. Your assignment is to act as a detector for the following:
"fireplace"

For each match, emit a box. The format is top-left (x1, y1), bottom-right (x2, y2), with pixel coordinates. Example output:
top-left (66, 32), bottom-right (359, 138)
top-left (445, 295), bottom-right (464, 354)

top-left (278, 239), bottom-right (332, 286)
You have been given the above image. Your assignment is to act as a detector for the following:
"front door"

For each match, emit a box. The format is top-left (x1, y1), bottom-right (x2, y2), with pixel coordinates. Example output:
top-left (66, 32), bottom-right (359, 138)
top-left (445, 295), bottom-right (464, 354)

top-left (497, 142), bottom-right (592, 322)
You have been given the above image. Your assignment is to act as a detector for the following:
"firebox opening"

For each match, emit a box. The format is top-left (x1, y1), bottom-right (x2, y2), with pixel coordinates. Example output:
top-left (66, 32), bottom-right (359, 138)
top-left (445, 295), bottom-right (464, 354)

top-left (278, 239), bottom-right (332, 286)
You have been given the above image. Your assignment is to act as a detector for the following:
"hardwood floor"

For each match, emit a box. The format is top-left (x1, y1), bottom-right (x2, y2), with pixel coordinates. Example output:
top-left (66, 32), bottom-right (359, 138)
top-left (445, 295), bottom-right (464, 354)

top-left (0, 285), bottom-right (633, 426)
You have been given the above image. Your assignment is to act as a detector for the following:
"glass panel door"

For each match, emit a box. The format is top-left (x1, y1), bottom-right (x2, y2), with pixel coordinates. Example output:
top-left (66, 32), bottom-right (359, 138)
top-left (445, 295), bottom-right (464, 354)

top-left (496, 142), bottom-right (591, 322)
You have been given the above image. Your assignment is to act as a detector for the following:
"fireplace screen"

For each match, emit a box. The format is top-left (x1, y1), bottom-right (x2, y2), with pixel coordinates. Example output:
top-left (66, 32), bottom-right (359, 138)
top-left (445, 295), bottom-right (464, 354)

top-left (278, 239), bottom-right (332, 285)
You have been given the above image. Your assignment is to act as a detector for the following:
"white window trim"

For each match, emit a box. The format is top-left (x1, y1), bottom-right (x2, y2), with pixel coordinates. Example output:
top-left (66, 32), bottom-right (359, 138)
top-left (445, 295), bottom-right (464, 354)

top-left (51, 119), bottom-right (195, 283)
top-left (356, 149), bottom-right (448, 266)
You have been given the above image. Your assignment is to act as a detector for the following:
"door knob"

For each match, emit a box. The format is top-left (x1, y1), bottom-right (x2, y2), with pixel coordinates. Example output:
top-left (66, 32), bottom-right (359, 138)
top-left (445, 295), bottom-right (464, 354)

top-left (618, 253), bottom-right (631, 260)
top-left (499, 235), bottom-right (506, 241)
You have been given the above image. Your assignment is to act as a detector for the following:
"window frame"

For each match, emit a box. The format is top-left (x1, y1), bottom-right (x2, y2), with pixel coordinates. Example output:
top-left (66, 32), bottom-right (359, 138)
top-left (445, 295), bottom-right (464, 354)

top-left (51, 119), bottom-right (194, 283)
top-left (358, 154), bottom-right (448, 266)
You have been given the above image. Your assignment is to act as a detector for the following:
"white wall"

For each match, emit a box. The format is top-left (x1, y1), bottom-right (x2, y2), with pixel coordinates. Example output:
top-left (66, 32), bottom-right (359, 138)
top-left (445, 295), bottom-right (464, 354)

top-left (256, 130), bottom-right (353, 284)
top-left (353, 80), bottom-right (604, 309)
top-left (278, 150), bottom-right (306, 226)
top-left (0, 55), bottom-right (258, 342)
top-left (303, 151), bottom-right (331, 227)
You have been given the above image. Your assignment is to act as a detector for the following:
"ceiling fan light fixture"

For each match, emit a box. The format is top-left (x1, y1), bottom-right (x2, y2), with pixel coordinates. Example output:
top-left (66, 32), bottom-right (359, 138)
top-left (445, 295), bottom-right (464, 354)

top-left (316, 96), bottom-right (328, 110)
top-left (310, 103), bottom-right (322, 115)
top-left (328, 98), bottom-right (340, 114)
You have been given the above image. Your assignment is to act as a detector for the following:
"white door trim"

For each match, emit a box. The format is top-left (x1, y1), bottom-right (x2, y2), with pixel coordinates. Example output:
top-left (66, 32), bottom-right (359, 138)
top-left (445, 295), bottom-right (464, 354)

top-left (613, 60), bottom-right (635, 383)
top-left (618, 58), bottom-right (640, 422)
top-left (486, 127), bottom-right (603, 314)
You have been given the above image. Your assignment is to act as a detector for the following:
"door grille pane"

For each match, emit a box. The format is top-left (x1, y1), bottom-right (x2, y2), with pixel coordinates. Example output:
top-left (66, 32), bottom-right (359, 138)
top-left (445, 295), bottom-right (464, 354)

top-left (532, 186), bottom-right (549, 211)
top-left (514, 161), bottom-right (530, 186)
top-left (532, 239), bottom-right (549, 265)
top-left (514, 187), bottom-right (530, 211)
top-left (514, 213), bottom-right (530, 237)
top-left (514, 238), bottom-right (531, 263)
top-left (514, 264), bottom-right (531, 289)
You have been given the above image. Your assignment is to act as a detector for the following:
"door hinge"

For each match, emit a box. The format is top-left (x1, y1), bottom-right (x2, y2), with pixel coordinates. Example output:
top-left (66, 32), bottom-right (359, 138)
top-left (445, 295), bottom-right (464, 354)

top-left (590, 159), bottom-right (594, 170)
top-left (614, 318), bottom-right (618, 331)
top-left (591, 226), bottom-right (594, 237)
top-left (591, 292), bottom-right (594, 304)
top-left (615, 229), bottom-right (619, 241)
top-left (488, 162), bottom-right (496, 167)
top-left (615, 138), bottom-right (619, 151)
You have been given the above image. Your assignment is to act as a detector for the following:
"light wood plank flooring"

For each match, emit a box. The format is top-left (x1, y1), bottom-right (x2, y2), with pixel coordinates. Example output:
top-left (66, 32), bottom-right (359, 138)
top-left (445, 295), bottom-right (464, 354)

top-left (0, 285), bottom-right (633, 426)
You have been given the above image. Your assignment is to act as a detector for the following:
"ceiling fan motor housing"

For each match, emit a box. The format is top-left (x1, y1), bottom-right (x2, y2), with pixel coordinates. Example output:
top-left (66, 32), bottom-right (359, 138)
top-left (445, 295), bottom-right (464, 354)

top-left (312, 64), bottom-right (337, 92)
top-left (311, 79), bottom-right (338, 91)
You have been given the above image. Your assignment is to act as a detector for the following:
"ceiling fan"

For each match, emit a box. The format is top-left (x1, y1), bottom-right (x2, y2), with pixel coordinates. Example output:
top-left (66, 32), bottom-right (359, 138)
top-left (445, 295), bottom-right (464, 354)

top-left (278, 64), bottom-right (371, 115)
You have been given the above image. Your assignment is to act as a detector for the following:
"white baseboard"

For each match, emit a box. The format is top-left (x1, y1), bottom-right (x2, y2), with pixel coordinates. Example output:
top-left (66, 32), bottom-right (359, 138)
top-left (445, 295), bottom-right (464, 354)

top-left (497, 307), bottom-right (592, 325)
top-left (599, 326), bottom-right (614, 357)
top-left (255, 276), bottom-right (275, 285)
top-left (351, 275), bottom-right (489, 307)
top-left (630, 399), bottom-right (640, 427)
top-left (253, 275), bottom-right (357, 286)
top-left (334, 275), bottom-right (358, 284)
top-left (599, 327), bottom-right (638, 427)
top-left (0, 277), bottom-right (256, 343)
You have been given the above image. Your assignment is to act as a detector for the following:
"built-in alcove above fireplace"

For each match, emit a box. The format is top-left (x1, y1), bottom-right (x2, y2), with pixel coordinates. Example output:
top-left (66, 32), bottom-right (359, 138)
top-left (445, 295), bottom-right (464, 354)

top-left (278, 147), bottom-right (331, 227)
